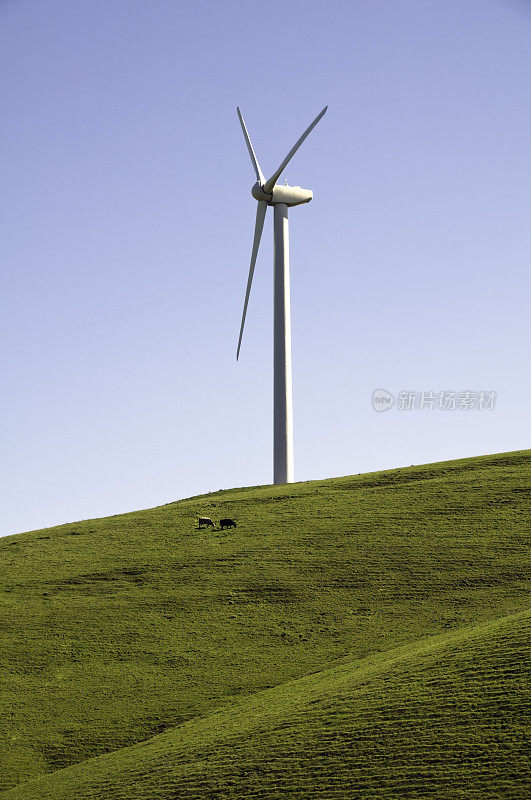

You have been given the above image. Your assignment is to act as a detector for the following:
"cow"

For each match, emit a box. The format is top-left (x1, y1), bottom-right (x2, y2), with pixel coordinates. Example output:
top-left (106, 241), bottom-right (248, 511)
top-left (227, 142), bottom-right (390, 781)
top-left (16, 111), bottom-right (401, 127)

top-left (198, 517), bottom-right (215, 529)
top-left (219, 518), bottom-right (236, 530)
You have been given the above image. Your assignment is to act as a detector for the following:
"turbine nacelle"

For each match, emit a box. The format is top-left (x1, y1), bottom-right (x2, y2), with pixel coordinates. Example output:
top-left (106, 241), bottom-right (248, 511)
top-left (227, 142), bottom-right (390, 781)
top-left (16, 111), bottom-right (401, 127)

top-left (251, 181), bottom-right (313, 207)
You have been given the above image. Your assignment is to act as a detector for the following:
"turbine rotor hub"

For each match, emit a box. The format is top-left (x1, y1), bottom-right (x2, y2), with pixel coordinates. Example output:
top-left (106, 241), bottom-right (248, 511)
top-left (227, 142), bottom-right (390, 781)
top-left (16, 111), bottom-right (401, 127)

top-left (251, 182), bottom-right (272, 202)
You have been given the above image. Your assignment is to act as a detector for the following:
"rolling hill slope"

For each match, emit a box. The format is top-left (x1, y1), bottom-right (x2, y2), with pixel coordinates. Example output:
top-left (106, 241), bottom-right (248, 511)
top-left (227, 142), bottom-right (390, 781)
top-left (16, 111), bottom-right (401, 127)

top-left (3, 609), bottom-right (529, 799)
top-left (0, 449), bottom-right (529, 797)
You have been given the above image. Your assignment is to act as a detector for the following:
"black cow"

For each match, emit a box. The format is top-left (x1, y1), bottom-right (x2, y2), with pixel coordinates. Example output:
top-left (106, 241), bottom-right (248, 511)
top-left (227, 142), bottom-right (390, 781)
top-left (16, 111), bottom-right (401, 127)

top-left (219, 518), bottom-right (236, 530)
top-left (198, 517), bottom-right (215, 529)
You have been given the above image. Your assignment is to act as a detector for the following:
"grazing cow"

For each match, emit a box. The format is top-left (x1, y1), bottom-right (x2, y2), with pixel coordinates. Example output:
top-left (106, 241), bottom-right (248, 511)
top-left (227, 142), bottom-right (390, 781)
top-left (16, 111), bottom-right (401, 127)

top-left (198, 517), bottom-right (215, 529)
top-left (219, 518), bottom-right (236, 530)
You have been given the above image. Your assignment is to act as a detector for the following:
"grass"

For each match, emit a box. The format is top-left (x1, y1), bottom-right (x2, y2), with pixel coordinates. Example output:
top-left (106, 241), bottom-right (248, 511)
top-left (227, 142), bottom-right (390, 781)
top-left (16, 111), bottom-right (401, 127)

top-left (0, 449), bottom-right (529, 798)
top-left (3, 610), bottom-right (529, 799)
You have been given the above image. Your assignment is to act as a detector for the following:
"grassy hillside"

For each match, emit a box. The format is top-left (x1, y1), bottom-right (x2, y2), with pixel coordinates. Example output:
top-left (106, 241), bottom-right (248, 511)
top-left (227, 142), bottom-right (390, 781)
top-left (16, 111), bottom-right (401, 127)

top-left (3, 610), bottom-right (529, 799)
top-left (0, 449), bottom-right (529, 797)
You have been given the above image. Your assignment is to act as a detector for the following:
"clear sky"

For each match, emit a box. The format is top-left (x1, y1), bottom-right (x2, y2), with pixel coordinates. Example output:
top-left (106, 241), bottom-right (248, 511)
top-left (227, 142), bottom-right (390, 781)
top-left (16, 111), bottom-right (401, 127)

top-left (1, 0), bottom-right (530, 537)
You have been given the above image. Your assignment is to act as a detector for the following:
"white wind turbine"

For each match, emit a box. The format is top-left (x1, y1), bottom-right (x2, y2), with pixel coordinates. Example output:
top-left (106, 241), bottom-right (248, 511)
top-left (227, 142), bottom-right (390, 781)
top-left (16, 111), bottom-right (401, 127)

top-left (236, 105), bottom-right (327, 484)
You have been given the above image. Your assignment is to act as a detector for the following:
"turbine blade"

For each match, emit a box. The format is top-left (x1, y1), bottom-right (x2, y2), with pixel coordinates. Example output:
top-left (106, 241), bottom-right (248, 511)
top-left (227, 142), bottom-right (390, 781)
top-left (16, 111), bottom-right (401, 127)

top-left (237, 107), bottom-right (265, 185)
top-left (263, 106), bottom-right (328, 194)
top-left (237, 200), bottom-right (268, 360)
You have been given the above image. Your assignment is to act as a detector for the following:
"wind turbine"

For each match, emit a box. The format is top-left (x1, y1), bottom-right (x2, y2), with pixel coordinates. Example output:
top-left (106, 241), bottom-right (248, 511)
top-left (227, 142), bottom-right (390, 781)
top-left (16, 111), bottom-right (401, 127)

top-left (236, 105), bottom-right (327, 484)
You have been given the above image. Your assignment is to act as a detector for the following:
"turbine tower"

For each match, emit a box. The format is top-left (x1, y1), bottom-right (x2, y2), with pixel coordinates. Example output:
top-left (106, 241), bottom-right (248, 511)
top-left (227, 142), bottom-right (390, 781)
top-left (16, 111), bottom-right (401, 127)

top-left (236, 105), bottom-right (327, 484)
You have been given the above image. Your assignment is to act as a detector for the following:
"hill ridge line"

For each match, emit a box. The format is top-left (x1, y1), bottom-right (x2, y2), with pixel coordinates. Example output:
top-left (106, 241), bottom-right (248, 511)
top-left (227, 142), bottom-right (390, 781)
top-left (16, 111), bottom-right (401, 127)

top-left (5, 448), bottom-right (529, 539)
top-left (173, 449), bottom-right (531, 505)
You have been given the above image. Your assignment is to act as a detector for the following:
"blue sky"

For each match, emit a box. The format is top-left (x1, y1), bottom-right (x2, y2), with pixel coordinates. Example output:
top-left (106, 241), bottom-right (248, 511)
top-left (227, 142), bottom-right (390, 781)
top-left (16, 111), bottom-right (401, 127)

top-left (1, 0), bottom-right (530, 536)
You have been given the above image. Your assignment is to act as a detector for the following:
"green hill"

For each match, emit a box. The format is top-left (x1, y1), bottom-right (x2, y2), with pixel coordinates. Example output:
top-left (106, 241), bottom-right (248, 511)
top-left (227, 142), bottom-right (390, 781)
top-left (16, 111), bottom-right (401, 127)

top-left (0, 449), bottom-right (529, 798)
top-left (3, 610), bottom-right (529, 799)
